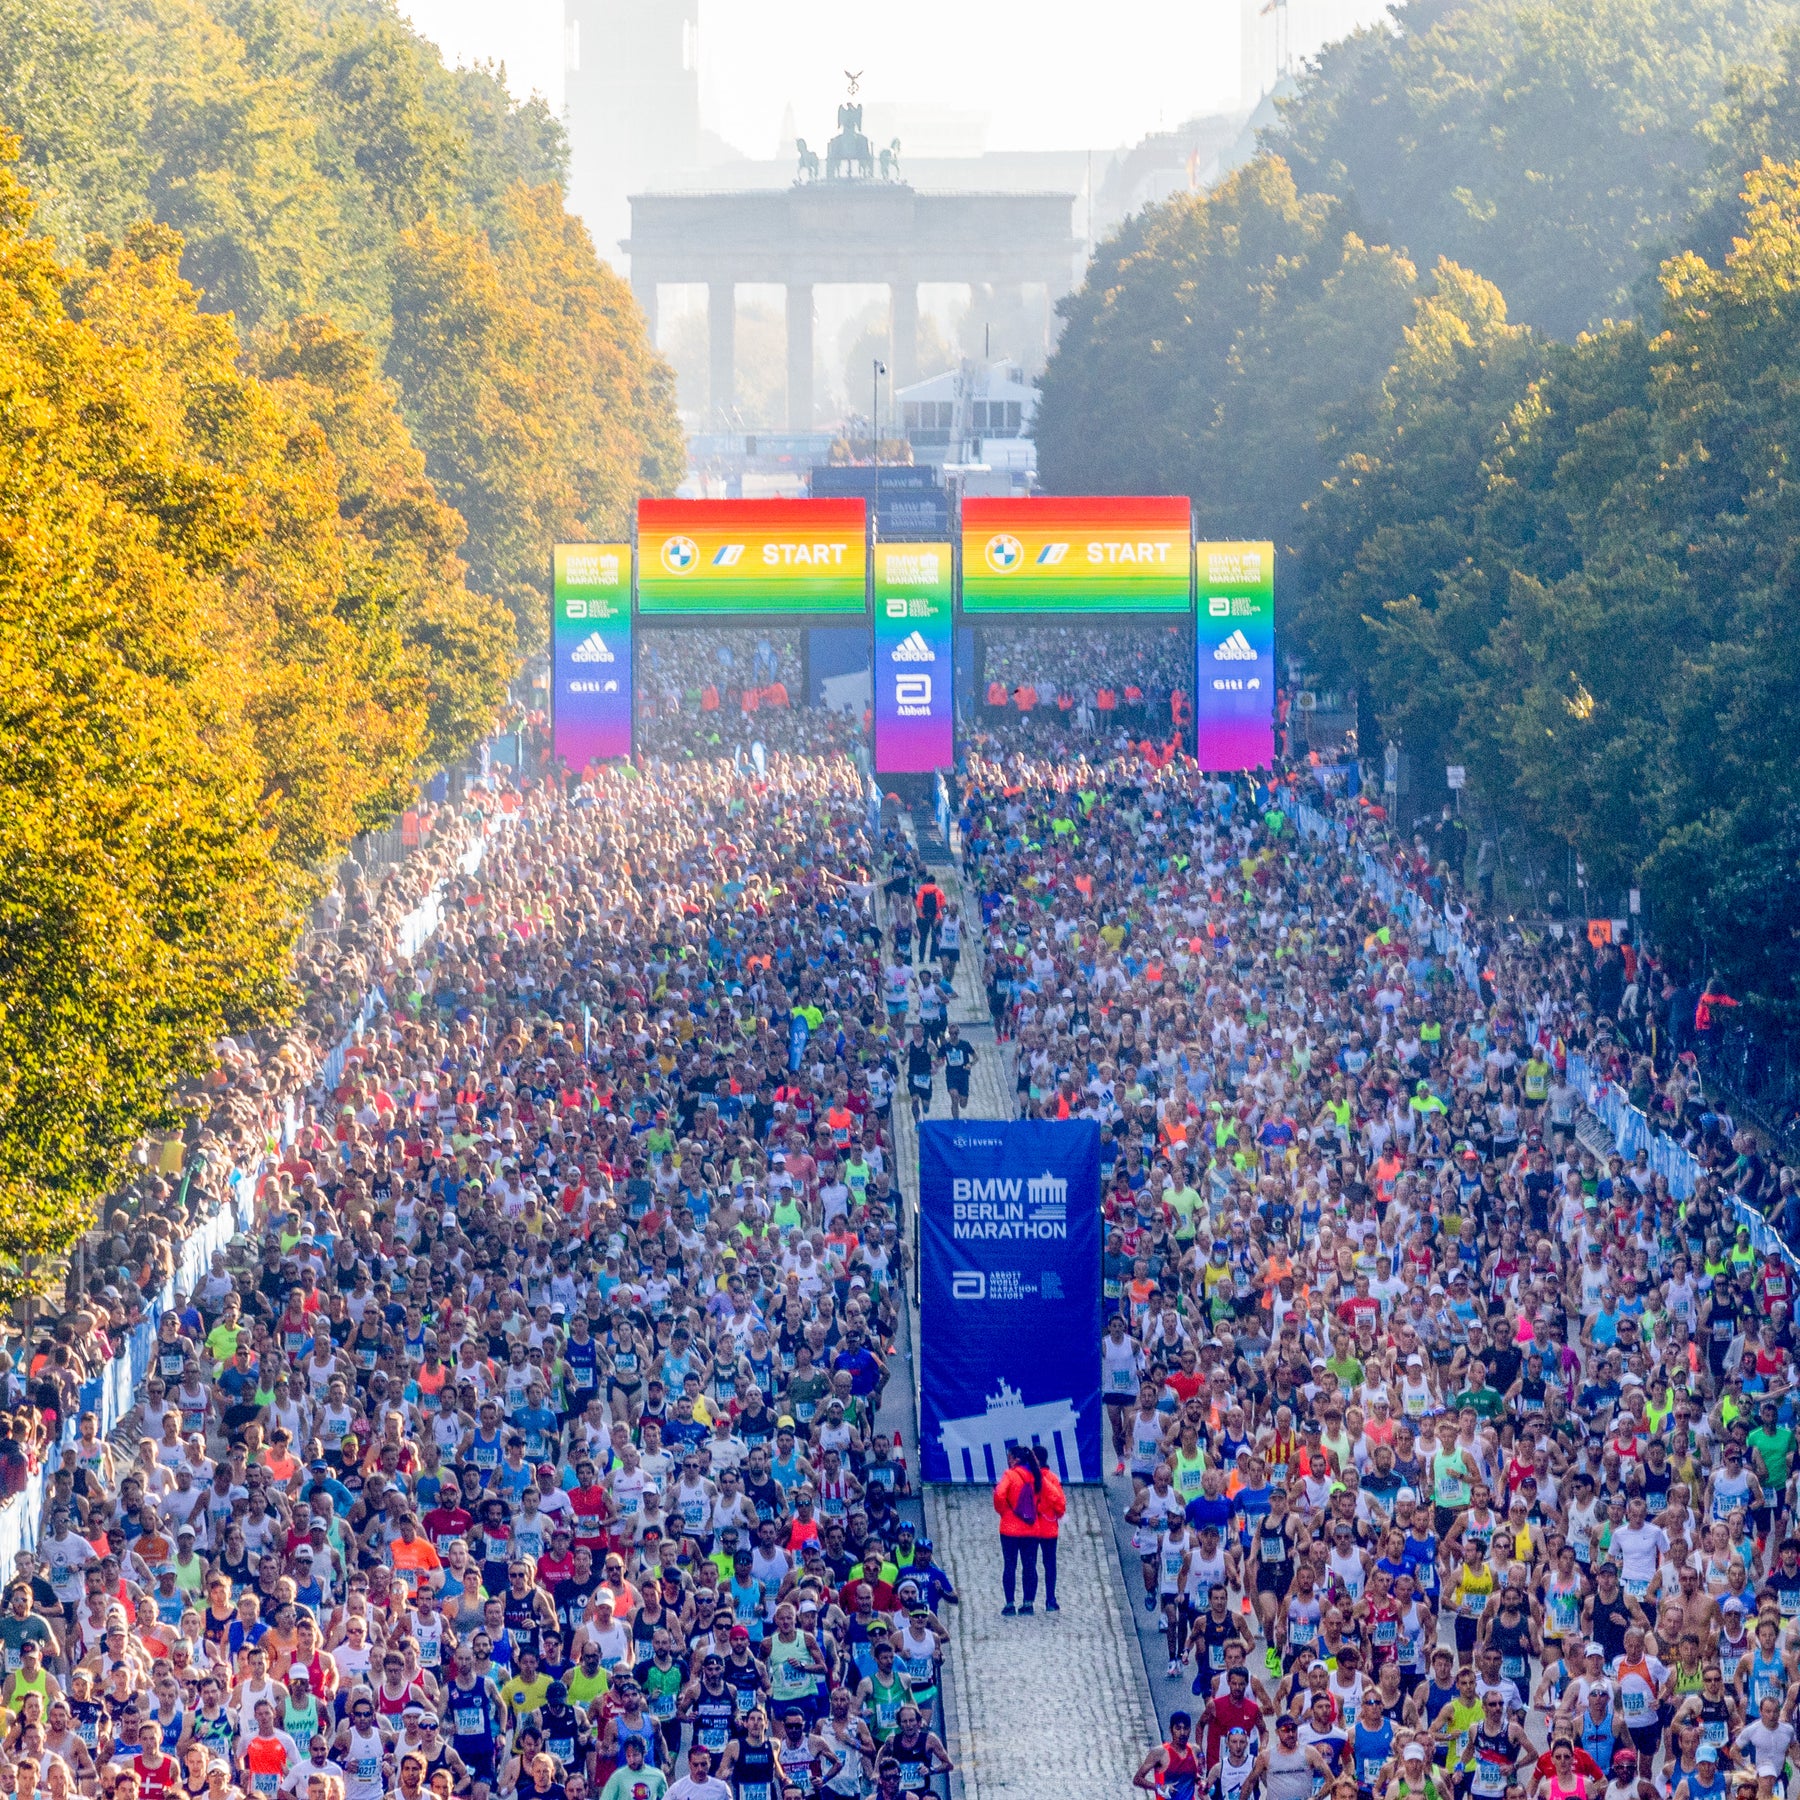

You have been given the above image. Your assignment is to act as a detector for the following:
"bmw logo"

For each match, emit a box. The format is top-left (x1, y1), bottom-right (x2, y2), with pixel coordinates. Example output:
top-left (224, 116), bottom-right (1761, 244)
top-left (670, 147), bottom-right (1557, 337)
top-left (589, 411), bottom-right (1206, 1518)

top-left (661, 535), bottom-right (699, 574)
top-left (985, 533), bottom-right (1023, 573)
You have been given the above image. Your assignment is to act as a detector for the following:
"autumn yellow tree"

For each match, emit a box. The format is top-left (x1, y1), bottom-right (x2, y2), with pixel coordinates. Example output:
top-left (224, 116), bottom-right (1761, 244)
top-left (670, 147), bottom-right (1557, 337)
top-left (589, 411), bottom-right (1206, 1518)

top-left (247, 313), bottom-right (517, 774)
top-left (0, 140), bottom-right (293, 1290)
top-left (0, 133), bottom-right (523, 1291)
top-left (389, 186), bottom-right (683, 657)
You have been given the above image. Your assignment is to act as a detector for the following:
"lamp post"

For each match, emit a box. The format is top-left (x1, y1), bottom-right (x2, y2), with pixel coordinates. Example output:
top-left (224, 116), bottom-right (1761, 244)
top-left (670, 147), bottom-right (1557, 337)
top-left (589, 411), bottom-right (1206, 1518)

top-left (872, 358), bottom-right (886, 532)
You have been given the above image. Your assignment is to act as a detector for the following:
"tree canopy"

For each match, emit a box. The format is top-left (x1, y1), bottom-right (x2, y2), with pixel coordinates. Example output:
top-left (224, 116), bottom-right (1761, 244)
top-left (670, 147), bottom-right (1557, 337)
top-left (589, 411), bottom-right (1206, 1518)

top-left (0, 0), bottom-right (682, 1282)
top-left (1037, 0), bottom-right (1800, 1013)
top-left (0, 0), bottom-right (681, 657)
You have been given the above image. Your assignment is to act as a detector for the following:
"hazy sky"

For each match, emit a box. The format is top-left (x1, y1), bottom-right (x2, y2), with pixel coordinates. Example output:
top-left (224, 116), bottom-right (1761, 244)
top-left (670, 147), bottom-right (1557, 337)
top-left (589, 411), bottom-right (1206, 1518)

top-left (396, 0), bottom-right (1316, 154)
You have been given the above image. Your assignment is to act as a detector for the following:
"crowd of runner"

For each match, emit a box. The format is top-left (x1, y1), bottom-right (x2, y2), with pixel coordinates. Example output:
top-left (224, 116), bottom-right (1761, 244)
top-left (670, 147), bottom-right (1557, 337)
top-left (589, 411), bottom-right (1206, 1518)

top-left (13, 667), bottom-right (1799, 1800)
top-left (634, 634), bottom-right (812, 760)
top-left (2, 737), bottom-right (971, 1800)
top-left (974, 627), bottom-right (1191, 738)
top-left (944, 737), bottom-right (1794, 1800)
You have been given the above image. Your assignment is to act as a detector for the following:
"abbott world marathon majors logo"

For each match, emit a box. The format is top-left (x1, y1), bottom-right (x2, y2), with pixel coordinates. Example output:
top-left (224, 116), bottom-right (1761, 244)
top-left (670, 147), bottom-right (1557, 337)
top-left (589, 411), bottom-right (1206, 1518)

top-left (950, 1171), bottom-right (1068, 1238)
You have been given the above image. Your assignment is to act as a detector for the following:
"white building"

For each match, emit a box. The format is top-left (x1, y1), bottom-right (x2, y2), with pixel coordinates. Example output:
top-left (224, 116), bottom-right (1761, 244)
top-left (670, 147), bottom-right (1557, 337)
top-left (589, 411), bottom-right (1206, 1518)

top-left (897, 361), bottom-right (1038, 480)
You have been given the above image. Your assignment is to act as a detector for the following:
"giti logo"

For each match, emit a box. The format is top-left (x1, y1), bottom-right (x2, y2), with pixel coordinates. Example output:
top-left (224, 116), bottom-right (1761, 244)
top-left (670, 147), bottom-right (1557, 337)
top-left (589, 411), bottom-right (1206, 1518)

top-left (711, 544), bottom-right (745, 567)
top-left (984, 533), bottom-right (1023, 573)
top-left (660, 536), bottom-right (698, 573)
top-left (569, 632), bottom-right (615, 664)
top-left (889, 630), bottom-right (935, 663)
top-left (1035, 543), bottom-right (1069, 566)
top-left (1213, 629), bottom-right (1257, 661)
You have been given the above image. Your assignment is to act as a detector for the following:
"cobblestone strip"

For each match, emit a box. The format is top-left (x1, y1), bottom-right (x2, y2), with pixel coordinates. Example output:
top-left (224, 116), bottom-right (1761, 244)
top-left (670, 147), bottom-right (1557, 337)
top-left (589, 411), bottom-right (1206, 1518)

top-left (927, 1486), bottom-right (1161, 1800)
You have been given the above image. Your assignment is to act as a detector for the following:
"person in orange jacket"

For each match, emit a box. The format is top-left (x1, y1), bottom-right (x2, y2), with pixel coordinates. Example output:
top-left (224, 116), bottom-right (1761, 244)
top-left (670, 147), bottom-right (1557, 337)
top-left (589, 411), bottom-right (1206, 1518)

top-left (992, 1441), bottom-right (1065, 1614)
top-left (1027, 1443), bottom-right (1067, 1610)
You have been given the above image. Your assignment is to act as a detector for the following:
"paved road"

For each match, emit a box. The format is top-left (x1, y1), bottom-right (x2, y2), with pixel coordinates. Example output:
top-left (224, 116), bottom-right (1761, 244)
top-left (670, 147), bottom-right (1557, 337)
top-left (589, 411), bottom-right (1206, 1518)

top-left (927, 1485), bottom-right (1161, 1800)
top-left (888, 851), bottom-right (1166, 1800)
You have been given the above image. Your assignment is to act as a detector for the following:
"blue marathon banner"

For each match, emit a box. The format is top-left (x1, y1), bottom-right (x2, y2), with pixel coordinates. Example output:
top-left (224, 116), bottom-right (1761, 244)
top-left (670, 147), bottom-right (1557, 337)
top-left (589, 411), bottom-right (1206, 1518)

top-left (918, 1119), bottom-right (1101, 1485)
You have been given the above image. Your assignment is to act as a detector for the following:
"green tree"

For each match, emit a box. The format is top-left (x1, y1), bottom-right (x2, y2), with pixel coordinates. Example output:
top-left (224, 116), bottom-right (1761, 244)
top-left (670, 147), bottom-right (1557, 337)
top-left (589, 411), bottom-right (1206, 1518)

top-left (1280, 0), bottom-right (1787, 338)
top-left (0, 0), bottom-right (148, 246)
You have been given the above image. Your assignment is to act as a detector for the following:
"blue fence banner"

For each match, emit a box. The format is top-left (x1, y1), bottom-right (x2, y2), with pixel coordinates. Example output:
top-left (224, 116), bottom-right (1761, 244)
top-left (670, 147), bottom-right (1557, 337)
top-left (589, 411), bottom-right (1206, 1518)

top-left (919, 1119), bottom-right (1101, 1485)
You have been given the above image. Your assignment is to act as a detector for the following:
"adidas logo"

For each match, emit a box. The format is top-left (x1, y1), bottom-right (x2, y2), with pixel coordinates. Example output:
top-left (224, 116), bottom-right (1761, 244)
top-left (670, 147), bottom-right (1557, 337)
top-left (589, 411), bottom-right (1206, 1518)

top-left (571, 632), bottom-right (615, 664)
top-left (890, 630), bottom-right (936, 663)
top-left (1212, 629), bottom-right (1256, 662)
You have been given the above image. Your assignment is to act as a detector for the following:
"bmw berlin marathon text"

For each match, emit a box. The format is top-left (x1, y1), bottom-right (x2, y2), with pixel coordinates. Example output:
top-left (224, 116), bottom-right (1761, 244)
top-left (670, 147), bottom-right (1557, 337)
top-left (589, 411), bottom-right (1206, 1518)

top-left (949, 1171), bottom-right (1071, 1238)
top-left (951, 1173), bottom-right (1070, 1302)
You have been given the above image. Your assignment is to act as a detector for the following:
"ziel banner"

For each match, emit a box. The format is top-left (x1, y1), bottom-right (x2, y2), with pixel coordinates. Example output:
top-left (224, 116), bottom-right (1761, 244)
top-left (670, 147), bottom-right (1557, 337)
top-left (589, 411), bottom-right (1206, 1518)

top-left (1195, 539), bottom-right (1275, 770)
top-left (636, 498), bottom-right (868, 615)
top-left (959, 495), bottom-right (1192, 613)
top-left (873, 541), bottom-right (954, 773)
top-left (919, 1120), bottom-right (1101, 1484)
top-left (551, 543), bottom-right (632, 769)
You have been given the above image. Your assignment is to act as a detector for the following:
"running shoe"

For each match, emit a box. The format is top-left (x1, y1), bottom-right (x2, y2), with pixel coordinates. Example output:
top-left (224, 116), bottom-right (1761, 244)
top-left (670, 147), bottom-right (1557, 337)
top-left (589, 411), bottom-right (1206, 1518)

top-left (1144, 1595), bottom-right (1157, 1613)
top-left (1001, 1604), bottom-right (1016, 1617)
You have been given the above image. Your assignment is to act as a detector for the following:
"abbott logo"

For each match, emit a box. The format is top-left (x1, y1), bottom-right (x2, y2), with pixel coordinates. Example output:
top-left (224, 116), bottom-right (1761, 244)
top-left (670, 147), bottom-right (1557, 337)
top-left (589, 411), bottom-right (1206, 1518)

top-left (951, 1272), bottom-right (986, 1300)
top-left (570, 632), bottom-right (615, 664)
top-left (1213, 629), bottom-right (1257, 661)
top-left (1207, 596), bottom-right (1230, 616)
top-left (895, 673), bottom-right (932, 706)
top-left (890, 630), bottom-right (935, 663)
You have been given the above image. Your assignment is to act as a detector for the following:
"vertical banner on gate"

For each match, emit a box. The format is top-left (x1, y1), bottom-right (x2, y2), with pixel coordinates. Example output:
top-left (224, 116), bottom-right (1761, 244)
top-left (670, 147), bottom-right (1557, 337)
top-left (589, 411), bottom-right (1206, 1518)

top-left (919, 1120), bottom-right (1101, 1484)
top-left (1195, 540), bottom-right (1275, 770)
top-left (552, 544), bottom-right (633, 769)
top-left (873, 541), bottom-right (954, 773)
